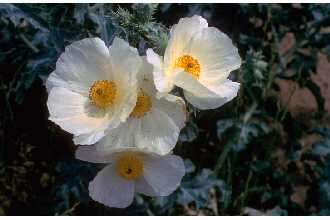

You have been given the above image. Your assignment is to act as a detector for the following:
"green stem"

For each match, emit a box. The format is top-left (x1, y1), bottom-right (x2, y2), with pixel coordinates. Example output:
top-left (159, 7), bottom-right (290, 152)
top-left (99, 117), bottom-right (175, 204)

top-left (215, 142), bottom-right (231, 173)
top-left (240, 170), bottom-right (253, 209)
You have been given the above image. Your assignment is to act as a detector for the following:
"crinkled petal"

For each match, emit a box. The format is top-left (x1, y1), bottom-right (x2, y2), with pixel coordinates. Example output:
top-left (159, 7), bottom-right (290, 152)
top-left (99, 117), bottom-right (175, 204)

top-left (165, 15), bottom-right (208, 67)
top-left (75, 145), bottom-right (114, 163)
top-left (153, 94), bottom-right (187, 130)
top-left (207, 79), bottom-right (240, 102)
top-left (89, 164), bottom-right (135, 208)
top-left (109, 37), bottom-right (140, 123)
top-left (172, 69), bottom-right (215, 96)
top-left (46, 71), bottom-right (65, 93)
top-left (183, 90), bottom-right (228, 110)
top-left (77, 146), bottom-right (140, 164)
top-left (137, 56), bottom-right (158, 95)
top-left (109, 84), bottom-right (138, 126)
top-left (140, 154), bottom-right (185, 196)
top-left (187, 27), bottom-right (241, 84)
top-left (109, 37), bottom-right (141, 85)
top-left (54, 38), bottom-right (111, 93)
top-left (146, 49), bottom-right (174, 93)
top-left (97, 107), bottom-right (180, 155)
top-left (47, 87), bottom-right (109, 140)
top-left (173, 70), bottom-right (235, 109)
top-left (73, 130), bottom-right (106, 145)
top-left (135, 108), bottom-right (180, 155)
top-left (94, 118), bottom-right (138, 151)
top-left (93, 58), bottom-right (185, 154)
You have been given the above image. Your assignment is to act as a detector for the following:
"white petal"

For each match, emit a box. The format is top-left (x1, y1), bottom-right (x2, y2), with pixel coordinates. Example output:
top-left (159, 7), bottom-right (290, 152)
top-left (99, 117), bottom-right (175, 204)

top-left (138, 57), bottom-right (186, 127)
top-left (172, 69), bottom-right (215, 95)
top-left (109, 37), bottom-right (141, 85)
top-left (89, 164), bottom-right (135, 208)
top-left (47, 87), bottom-right (109, 138)
top-left (169, 15), bottom-right (208, 37)
top-left (207, 79), bottom-right (240, 102)
top-left (146, 48), bottom-right (174, 93)
top-left (135, 176), bottom-right (157, 197)
top-left (46, 71), bottom-right (65, 93)
top-left (139, 154), bottom-right (185, 196)
top-left (187, 27), bottom-right (241, 84)
top-left (153, 94), bottom-right (187, 130)
top-left (173, 70), bottom-right (235, 109)
top-left (97, 107), bottom-right (181, 155)
top-left (96, 146), bottom-right (152, 155)
top-left (76, 146), bottom-right (142, 164)
top-left (110, 83), bottom-right (138, 124)
top-left (184, 90), bottom-right (228, 110)
top-left (55, 38), bottom-right (111, 92)
top-left (137, 57), bottom-right (158, 95)
top-left (109, 37), bottom-right (140, 123)
top-left (75, 145), bottom-right (113, 163)
top-left (94, 118), bottom-right (138, 150)
top-left (164, 15), bottom-right (208, 67)
top-left (73, 130), bottom-right (106, 145)
top-left (135, 108), bottom-right (180, 155)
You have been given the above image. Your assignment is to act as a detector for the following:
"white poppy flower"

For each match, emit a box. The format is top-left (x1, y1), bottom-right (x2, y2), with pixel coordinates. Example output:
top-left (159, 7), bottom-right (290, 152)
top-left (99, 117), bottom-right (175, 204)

top-left (93, 57), bottom-right (187, 155)
top-left (46, 37), bottom-right (141, 145)
top-left (75, 146), bottom-right (185, 208)
top-left (146, 15), bottom-right (242, 110)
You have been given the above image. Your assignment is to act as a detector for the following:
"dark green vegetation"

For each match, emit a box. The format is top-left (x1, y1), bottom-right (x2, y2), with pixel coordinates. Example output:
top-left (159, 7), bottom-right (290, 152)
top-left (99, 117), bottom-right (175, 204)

top-left (1, 3), bottom-right (330, 215)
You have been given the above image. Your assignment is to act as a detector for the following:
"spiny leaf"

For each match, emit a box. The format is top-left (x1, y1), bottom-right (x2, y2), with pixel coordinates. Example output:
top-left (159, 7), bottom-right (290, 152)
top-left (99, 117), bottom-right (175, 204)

top-left (217, 117), bottom-right (270, 152)
top-left (0, 3), bottom-right (49, 32)
top-left (179, 121), bottom-right (199, 143)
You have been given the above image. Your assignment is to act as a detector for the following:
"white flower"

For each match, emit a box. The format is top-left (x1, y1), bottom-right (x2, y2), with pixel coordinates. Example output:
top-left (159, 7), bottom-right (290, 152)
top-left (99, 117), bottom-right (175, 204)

top-left (46, 37), bottom-right (141, 145)
top-left (92, 57), bottom-right (187, 155)
top-left (75, 146), bottom-right (185, 208)
top-left (146, 15), bottom-right (242, 110)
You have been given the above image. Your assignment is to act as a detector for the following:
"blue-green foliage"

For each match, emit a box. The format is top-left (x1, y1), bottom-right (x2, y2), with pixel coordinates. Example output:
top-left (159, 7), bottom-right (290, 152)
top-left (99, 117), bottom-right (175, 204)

top-left (53, 160), bottom-right (98, 215)
top-left (311, 128), bottom-right (330, 214)
top-left (312, 128), bottom-right (330, 157)
top-left (179, 121), bottom-right (199, 143)
top-left (217, 117), bottom-right (270, 152)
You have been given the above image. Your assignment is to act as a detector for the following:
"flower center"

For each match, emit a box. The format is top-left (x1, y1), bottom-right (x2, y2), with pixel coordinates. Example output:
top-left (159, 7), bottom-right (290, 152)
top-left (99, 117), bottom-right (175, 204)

top-left (117, 153), bottom-right (143, 181)
top-left (174, 55), bottom-right (201, 79)
top-left (130, 90), bottom-right (152, 118)
top-left (89, 80), bottom-right (116, 108)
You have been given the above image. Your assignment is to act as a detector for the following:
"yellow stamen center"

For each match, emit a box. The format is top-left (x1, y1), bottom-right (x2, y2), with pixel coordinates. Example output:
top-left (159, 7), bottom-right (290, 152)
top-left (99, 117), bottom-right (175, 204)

top-left (130, 90), bottom-right (152, 118)
top-left (174, 55), bottom-right (201, 79)
top-left (117, 153), bottom-right (143, 180)
top-left (89, 80), bottom-right (116, 108)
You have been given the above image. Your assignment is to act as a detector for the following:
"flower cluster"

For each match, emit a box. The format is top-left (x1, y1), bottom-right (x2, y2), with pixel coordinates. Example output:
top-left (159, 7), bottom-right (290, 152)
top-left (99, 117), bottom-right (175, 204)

top-left (46, 15), bottom-right (241, 208)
